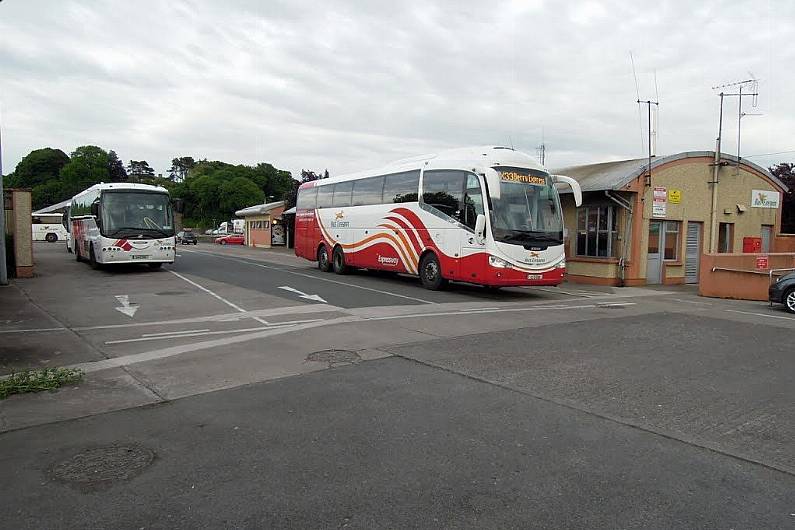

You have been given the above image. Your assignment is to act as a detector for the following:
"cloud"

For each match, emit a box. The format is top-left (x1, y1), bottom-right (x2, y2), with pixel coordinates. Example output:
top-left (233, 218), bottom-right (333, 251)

top-left (1, 0), bottom-right (794, 180)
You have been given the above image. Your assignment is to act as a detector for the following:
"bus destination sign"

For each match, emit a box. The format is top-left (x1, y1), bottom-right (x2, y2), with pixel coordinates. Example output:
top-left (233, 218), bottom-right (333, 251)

top-left (499, 171), bottom-right (546, 186)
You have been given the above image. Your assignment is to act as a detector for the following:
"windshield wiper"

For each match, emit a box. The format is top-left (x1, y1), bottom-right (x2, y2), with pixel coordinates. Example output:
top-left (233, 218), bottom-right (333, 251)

top-left (107, 226), bottom-right (169, 238)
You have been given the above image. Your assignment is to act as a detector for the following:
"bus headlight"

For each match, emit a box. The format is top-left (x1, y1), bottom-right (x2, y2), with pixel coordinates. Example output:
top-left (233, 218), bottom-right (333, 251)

top-left (555, 260), bottom-right (566, 269)
top-left (488, 255), bottom-right (510, 268)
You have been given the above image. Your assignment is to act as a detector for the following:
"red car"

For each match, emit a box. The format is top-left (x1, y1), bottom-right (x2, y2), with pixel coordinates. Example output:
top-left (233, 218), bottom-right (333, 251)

top-left (214, 234), bottom-right (245, 245)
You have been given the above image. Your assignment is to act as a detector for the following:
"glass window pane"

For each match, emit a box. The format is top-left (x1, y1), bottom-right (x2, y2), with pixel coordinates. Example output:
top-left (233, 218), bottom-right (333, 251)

top-left (383, 171), bottom-right (420, 203)
top-left (352, 176), bottom-right (384, 206)
top-left (316, 184), bottom-right (334, 208)
top-left (577, 208), bottom-right (586, 230)
top-left (598, 206), bottom-right (608, 230)
top-left (332, 182), bottom-right (353, 207)
top-left (296, 186), bottom-right (317, 210)
top-left (597, 231), bottom-right (609, 257)
top-left (648, 223), bottom-right (660, 254)
top-left (462, 177), bottom-right (484, 230)
top-left (664, 231), bottom-right (678, 259)
top-left (577, 232), bottom-right (587, 255)
top-left (588, 208), bottom-right (598, 233)
top-left (422, 170), bottom-right (465, 219)
top-left (587, 231), bottom-right (597, 257)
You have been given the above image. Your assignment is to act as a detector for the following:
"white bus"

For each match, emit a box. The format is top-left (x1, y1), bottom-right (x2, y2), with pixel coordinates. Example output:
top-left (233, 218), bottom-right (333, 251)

top-left (32, 213), bottom-right (69, 242)
top-left (68, 183), bottom-right (177, 269)
top-left (294, 146), bottom-right (582, 290)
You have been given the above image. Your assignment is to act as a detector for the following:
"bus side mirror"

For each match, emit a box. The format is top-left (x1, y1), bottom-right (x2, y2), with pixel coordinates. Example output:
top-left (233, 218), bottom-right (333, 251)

top-left (90, 201), bottom-right (99, 217)
top-left (475, 214), bottom-right (486, 242)
top-left (173, 198), bottom-right (185, 213)
top-left (551, 175), bottom-right (582, 207)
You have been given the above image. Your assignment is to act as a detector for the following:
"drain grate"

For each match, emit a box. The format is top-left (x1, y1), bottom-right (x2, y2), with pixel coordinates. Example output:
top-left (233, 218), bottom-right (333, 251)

top-left (52, 444), bottom-right (155, 486)
top-left (306, 349), bottom-right (361, 367)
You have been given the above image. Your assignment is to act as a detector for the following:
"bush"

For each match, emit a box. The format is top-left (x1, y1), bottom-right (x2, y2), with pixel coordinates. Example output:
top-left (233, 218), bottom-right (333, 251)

top-left (0, 367), bottom-right (84, 399)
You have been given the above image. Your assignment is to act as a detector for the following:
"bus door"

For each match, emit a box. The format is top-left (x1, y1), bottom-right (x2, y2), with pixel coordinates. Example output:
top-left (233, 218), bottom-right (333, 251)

top-left (460, 173), bottom-right (487, 280)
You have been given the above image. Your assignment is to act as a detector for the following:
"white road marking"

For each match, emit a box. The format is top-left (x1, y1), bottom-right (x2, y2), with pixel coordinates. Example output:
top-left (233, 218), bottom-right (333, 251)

top-left (0, 327), bottom-right (67, 334)
top-left (725, 309), bottom-right (795, 321)
top-left (181, 248), bottom-right (437, 305)
top-left (460, 307), bottom-right (499, 312)
top-left (169, 269), bottom-right (269, 325)
top-left (72, 304), bottom-right (340, 332)
top-left (68, 301), bottom-right (634, 374)
top-left (277, 285), bottom-right (328, 303)
top-left (114, 295), bottom-right (139, 318)
top-left (105, 319), bottom-right (324, 345)
top-left (673, 298), bottom-right (713, 305)
top-left (142, 329), bottom-right (210, 337)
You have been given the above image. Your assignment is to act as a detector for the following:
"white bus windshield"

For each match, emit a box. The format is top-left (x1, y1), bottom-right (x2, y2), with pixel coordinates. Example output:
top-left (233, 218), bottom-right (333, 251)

top-left (101, 191), bottom-right (174, 238)
top-left (490, 167), bottom-right (563, 246)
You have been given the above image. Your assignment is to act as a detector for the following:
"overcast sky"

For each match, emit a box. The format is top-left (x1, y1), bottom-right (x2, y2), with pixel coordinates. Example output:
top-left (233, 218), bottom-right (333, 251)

top-left (2, 0), bottom-right (794, 179)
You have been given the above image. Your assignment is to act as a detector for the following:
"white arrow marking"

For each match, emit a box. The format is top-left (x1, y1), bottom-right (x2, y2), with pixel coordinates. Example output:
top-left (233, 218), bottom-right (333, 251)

top-left (278, 286), bottom-right (328, 304)
top-left (114, 295), bottom-right (139, 318)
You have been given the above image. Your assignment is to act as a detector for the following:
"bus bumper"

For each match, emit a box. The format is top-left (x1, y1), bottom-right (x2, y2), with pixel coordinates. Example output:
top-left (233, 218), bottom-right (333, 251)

top-left (485, 266), bottom-right (565, 287)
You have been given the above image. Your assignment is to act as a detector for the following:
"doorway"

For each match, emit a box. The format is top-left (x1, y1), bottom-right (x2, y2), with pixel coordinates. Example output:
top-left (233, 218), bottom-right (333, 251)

top-left (685, 222), bottom-right (702, 284)
top-left (761, 225), bottom-right (773, 253)
top-left (646, 221), bottom-right (662, 284)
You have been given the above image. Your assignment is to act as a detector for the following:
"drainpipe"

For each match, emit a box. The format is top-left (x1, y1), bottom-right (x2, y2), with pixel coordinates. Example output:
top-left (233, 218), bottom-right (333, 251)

top-left (605, 190), bottom-right (633, 287)
top-left (709, 95), bottom-right (724, 253)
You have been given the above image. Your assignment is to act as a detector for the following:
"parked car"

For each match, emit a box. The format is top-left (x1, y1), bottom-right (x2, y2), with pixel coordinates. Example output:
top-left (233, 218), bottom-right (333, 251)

top-left (215, 234), bottom-right (245, 245)
top-left (768, 272), bottom-right (795, 313)
top-left (177, 229), bottom-right (198, 245)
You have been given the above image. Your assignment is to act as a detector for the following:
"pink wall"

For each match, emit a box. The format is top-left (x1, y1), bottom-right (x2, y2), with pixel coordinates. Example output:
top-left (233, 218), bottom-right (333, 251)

top-left (699, 252), bottom-right (795, 301)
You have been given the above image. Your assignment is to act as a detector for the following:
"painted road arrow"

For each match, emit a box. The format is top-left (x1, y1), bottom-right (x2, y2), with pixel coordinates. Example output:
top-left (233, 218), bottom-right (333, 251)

top-left (114, 294), bottom-right (139, 318)
top-left (277, 286), bottom-right (328, 304)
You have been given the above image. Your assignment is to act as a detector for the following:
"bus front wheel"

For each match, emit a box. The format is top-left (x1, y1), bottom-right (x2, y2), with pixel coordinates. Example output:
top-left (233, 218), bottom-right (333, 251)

top-left (419, 253), bottom-right (447, 290)
top-left (332, 246), bottom-right (348, 275)
top-left (317, 245), bottom-right (331, 272)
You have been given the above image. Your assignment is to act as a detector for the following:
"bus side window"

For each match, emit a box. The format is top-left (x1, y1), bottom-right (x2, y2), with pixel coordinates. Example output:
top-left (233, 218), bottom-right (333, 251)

top-left (316, 185), bottom-right (334, 208)
top-left (296, 186), bottom-right (317, 209)
top-left (422, 170), bottom-right (466, 220)
top-left (352, 176), bottom-right (385, 206)
top-left (383, 171), bottom-right (419, 203)
top-left (332, 182), bottom-right (353, 208)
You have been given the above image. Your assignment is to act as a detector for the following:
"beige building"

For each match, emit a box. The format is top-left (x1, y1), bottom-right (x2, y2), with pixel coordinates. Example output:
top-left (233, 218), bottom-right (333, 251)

top-left (235, 201), bottom-right (286, 248)
top-left (554, 151), bottom-right (789, 286)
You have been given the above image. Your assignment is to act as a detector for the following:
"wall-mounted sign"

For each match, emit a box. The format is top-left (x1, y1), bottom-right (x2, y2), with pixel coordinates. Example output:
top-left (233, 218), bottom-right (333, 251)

top-left (756, 256), bottom-right (768, 269)
top-left (652, 186), bottom-right (667, 218)
top-left (751, 190), bottom-right (780, 209)
top-left (668, 189), bottom-right (681, 204)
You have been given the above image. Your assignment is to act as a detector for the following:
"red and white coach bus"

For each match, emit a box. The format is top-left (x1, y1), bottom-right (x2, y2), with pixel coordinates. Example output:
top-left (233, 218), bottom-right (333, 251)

top-left (67, 183), bottom-right (177, 269)
top-left (294, 146), bottom-right (582, 290)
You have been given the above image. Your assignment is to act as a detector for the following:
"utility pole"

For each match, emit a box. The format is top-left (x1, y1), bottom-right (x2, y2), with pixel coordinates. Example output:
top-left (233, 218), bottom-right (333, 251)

top-left (637, 99), bottom-right (659, 186)
top-left (708, 79), bottom-right (759, 252)
top-left (0, 120), bottom-right (7, 286)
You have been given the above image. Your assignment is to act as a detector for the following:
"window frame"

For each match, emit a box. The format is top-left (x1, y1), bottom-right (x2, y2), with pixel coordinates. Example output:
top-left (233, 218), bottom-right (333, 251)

top-left (663, 221), bottom-right (680, 261)
top-left (575, 205), bottom-right (618, 258)
top-left (718, 222), bottom-right (734, 253)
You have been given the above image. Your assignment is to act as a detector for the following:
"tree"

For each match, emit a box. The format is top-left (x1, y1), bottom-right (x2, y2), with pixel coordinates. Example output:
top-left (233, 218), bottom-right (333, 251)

top-left (769, 162), bottom-right (795, 233)
top-left (7, 148), bottom-right (70, 209)
top-left (219, 176), bottom-right (264, 214)
top-left (127, 160), bottom-right (156, 183)
top-left (168, 157), bottom-right (195, 182)
top-left (107, 150), bottom-right (127, 182)
top-left (60, 146), bottom-right (110, 200)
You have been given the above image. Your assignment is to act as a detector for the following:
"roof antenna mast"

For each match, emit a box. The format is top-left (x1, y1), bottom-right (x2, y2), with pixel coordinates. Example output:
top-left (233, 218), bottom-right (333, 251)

top-left (630, 52), bottom-right (659, 187)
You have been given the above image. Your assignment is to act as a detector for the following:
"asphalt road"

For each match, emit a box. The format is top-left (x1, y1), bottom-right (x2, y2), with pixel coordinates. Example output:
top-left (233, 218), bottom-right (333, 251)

top-left (0, 242), bottom-right (793, 528)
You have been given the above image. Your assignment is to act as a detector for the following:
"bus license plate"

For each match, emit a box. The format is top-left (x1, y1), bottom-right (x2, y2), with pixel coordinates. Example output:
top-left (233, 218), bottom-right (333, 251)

top-left (527, 274), bottom-right (542, 280)
top-left (132, 255), bottom-right (149, 260)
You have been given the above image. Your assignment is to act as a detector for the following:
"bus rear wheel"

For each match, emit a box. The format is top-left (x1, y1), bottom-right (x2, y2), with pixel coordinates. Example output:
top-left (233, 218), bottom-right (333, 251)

top-left (419, 253), bottom-right (447, 290)
top-left (45, 233), bottom-right (58, 243)
top-left (317, 245), bottom-right (331, 272)
top-left (332, 246), bottom-right (349, 275)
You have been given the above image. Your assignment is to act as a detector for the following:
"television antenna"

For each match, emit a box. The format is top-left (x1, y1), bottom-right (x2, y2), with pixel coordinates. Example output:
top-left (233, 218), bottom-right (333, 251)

top-left (630, 52), bottom-right (659, 186)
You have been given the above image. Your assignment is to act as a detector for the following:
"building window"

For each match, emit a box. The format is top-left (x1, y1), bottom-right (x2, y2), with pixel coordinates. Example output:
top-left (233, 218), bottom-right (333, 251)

top-left (576, 206), bottom-right (617, 257)
top-left (664, 221), bottom-right (680, 260)
top-left (718, 222), bottom-right (734, 253)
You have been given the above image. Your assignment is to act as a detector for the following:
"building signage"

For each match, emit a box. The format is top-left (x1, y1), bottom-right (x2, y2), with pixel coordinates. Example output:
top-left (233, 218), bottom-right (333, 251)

top-left (668, 189), bottom-right (681, 204)
top-left (652, 186), bottom-right (667, 218)
top-left (751, 190), bottom-right (780, 209)
top-left (756, 256), bottom-right (768, 270)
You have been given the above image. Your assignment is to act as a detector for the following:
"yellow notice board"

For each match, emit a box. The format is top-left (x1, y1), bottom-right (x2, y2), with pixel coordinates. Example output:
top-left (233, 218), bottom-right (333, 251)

top-left (668, 189), bottom-right (681, 204)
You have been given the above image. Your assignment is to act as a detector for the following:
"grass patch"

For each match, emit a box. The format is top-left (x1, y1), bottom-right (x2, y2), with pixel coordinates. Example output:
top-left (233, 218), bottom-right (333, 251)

top-left (0, 367), bottom-right (84, 399)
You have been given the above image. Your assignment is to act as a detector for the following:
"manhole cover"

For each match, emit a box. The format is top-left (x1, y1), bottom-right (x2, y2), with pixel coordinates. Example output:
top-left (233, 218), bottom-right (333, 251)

top-left (52, 444), bottom-right (155, 486)
top-left (306, 349), bottom-right (361, 367)
top-left (155, 291), bottom-right (187, 296)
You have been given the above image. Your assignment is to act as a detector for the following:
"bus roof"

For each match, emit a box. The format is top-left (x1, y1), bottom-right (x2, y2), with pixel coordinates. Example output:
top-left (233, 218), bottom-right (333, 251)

top-left (305, 146), bottom-right (546, 188)
top-left (72, 182), bottom-right (169, 199)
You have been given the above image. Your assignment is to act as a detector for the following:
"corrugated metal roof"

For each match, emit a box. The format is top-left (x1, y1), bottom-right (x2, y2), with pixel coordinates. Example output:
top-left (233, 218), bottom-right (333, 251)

top-left (235, 200), bottom-right (285, 217)
top-left (552, 151), bottom-right (788, 193)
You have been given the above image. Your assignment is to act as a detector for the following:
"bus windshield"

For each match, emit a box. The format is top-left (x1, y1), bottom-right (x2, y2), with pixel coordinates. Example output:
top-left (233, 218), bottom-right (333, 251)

top-left (490, 167), bottom-right (563, 246)
top-left (101, 191), bottom-right (174, 238)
